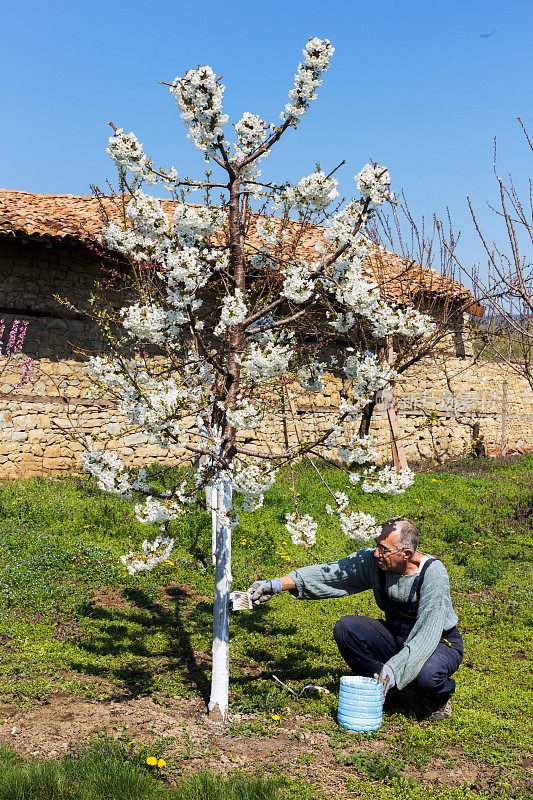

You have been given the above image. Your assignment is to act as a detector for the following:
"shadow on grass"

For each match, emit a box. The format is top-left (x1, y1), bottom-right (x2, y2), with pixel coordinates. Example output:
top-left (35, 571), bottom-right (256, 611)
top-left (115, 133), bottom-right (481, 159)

top-left (71, 587), bottom-right (212, 703)
top-left (70, 586), bottom-right (337, 707)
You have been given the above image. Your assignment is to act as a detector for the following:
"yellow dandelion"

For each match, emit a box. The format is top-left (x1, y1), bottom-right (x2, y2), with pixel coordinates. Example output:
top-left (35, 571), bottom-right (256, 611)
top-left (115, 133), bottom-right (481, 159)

top-left (146, 756), bottom-right (158, 766)
top-left (271, 714), bottom-right (281, 721)
top-left (165, 560), bottom-right (174, 565)
top-left (127, 740), bottom-right (136, 746)
top-left (157, 759), bottom-right (167, 768)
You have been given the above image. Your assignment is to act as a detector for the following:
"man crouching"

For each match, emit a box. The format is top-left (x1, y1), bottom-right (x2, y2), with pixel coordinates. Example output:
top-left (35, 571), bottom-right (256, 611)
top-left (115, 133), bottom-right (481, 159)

top-left (247, 516), bottom-right (463, 720)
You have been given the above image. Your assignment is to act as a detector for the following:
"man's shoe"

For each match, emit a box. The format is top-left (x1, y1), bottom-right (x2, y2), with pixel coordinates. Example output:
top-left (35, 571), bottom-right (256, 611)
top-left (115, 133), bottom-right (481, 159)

top-left (429, 699), bottom-right (452, 721)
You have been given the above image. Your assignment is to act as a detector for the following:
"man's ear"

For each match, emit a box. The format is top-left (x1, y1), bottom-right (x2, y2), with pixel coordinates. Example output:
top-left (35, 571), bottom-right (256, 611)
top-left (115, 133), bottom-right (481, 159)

top-left (402, 548), bottom-right (413, 560)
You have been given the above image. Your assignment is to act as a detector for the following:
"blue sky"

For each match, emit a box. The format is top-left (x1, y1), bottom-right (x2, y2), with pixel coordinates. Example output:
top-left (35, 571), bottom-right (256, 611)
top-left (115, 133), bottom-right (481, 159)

top-left (2, 0), bottom-right (532, 281)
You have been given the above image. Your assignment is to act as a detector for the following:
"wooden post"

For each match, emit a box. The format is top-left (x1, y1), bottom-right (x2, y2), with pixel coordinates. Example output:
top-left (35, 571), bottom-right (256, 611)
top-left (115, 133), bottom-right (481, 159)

top-left (280, 388), bottom-right (290, 449)
top-left (285, 390), bottom-right (303, 445)
top-left (387, 402), bottom-right (408, 471)
top-left (501, 378), bottom-right (508, 456)
top-left (385, 337), bottom-right (408, 471)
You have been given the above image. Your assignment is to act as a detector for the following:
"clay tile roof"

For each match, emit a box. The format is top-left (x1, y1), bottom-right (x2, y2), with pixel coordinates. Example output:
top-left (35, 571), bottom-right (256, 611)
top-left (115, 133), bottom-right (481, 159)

top-left (0, 189), bottom-right (122, 240)
top-left (0, 189), bottom-right (478, 310)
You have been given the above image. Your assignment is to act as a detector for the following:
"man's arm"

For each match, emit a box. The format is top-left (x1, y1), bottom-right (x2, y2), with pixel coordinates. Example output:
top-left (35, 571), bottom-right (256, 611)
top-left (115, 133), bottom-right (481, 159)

top-left (247, 550), bottom-right (375, 604)
top-left (281, 575), bottom-right (296, 591)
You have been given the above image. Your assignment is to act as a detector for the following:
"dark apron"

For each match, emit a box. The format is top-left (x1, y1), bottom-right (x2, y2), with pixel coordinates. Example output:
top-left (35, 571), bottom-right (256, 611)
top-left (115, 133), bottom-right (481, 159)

top-left (377, 558), bottom-right (463, 654)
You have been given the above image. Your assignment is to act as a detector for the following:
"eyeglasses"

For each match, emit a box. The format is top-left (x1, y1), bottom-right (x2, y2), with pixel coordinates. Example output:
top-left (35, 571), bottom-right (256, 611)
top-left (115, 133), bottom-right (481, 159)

top-left (374, 543), bottom-right (405, 556)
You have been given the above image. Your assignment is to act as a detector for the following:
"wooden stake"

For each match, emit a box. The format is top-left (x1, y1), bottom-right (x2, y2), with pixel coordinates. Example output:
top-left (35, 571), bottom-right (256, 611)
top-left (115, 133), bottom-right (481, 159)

top-left (501, 378), bottom-right (508, 456)
top-left (286, 390), bottom-right (304, 444)
top-left (387, 402), bottom-right (408, 471)
top-left (385, 337), bottom-right (408, 471)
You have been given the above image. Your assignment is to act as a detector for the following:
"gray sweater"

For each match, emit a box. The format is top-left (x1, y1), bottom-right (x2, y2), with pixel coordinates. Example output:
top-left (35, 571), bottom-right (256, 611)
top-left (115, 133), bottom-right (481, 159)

top-left (288, 548), bottom-right (458, 689)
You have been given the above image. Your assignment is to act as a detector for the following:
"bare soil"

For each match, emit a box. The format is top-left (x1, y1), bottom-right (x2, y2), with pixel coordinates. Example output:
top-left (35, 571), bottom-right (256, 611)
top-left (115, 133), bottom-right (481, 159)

top-left (0, 691), bottom-right (513, 797)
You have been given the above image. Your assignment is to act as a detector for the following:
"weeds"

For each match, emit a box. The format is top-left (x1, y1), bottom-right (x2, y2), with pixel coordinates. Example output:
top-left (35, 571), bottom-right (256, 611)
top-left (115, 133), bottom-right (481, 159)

top-left (345, 751), bottom-right (404, 781)
top-left (0, 456), bottom-right (532, 798)
top-left (0, 740), bottom-right (287, 800)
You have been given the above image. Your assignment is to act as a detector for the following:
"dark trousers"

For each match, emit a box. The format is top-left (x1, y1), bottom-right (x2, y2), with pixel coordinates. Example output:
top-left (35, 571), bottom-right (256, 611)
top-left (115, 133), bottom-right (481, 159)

top-left (333, 615), bottom-right (463, 710)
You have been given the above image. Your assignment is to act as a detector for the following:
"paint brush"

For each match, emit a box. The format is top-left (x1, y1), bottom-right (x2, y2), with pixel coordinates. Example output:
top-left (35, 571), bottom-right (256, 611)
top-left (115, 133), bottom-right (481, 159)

top-left (229, 591), bottom-right (253, 611)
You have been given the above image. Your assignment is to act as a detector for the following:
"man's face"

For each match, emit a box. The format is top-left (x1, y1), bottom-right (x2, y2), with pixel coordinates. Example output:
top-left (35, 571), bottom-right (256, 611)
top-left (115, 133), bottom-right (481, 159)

top-left (373, 526), bottom-right (407, 572)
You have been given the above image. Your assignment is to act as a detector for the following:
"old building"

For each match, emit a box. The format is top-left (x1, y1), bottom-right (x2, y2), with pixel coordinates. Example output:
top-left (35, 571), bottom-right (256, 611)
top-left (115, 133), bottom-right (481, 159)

top-left (0, 188), bottom-right (531, 477)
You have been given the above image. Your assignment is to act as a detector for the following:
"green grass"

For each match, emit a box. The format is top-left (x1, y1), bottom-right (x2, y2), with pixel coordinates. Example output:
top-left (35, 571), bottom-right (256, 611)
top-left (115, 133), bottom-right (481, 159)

top-left (0, 741), bottom-right (287, 800)
top-left (0, 454), bottom-right (532, 798)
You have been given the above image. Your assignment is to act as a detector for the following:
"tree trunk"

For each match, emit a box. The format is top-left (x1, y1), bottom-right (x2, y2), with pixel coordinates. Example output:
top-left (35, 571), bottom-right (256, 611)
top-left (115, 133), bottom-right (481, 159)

top-left (205, 483), bottom-right (218, 567)
top-left (207, 475), bottom-right (233, 721)
top-left (358, 400), bottom-right (376, 437)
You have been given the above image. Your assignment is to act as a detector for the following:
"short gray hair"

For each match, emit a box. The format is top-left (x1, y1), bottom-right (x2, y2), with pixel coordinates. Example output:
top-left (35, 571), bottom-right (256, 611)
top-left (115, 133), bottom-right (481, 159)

top-left (382, 516), bottom-right (419, 553)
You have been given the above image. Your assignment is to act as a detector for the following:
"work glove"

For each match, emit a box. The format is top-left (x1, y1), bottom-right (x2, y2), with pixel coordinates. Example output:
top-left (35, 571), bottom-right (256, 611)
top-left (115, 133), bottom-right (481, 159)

top-left (247, 578), bottom-right (283, 605)
top-left (373, 664), bottom-right (395, 699)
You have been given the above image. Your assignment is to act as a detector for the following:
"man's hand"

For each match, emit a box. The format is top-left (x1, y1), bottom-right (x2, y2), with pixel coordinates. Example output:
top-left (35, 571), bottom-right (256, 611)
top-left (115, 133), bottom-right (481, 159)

top-left (247, 578), bottom-right (283, 605)
top-left (373, 664), bottom-right (395, 699)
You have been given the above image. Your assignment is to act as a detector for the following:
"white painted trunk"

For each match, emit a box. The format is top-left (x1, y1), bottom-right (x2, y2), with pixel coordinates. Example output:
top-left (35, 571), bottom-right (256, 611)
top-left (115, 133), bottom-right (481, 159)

top-left (207, 475), bottom-right (233, 721)
top-left (205, 483), bottom-right (218, 566)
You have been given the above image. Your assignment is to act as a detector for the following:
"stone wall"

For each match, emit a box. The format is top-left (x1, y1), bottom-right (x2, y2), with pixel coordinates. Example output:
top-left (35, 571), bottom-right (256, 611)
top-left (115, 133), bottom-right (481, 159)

top-left (0, 354), bottom-right (531, 478)
top-left (0, 239), bottom-right (109, 359)
top-left (1, 236), bottom-right (532, 478)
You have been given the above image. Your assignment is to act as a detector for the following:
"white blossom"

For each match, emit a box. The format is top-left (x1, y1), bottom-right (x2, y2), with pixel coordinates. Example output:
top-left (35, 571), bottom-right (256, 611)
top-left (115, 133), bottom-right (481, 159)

top-left (165, 246), bottom-right (209, 295)
top-left (370, 305), bottom-right (435, 338)
top-left (120, 534), bottom-right (175, 575)
top-left (214, 289), bottom-right (248, 336)
top-left (322, 202), bottom-right (371, 262)
top-left (282, 260), bottom-right (316, 303)
top-left (344, 351), bottom-right (397, 401)
top-left (107, 129), bottom-right (151, 179)
top-left (285, 513), bottom-right (318, 547)
top-left (282, 38), bottom-right (335, 123)
top-left (102, 223), bottom-right (152, 261)
top-left (134, 496), bottom-right (183, 524)
top-left (173, 203), bottom-right (224, 244)
top-left (360, 465), bottom-right (415, 495)
top-left (285, 170), bottom-right (339, 211)
top-left (118, 376), bottom-right (187, 446)
top-left (81, 449), bottom-right (132, 496)
top-left (355, 162), bottom-right (393, 206)
top-left (333, 491), bottom-right (349, 511)
top-left (88, 355), bottom-right (129, 391)
top-left (339, 510), bottom-right (381, 540)
top-left (234, 112), bottom-right (269, 156)
top-left (120, 303), bottom-right (168, 344)
top-left (338, 434), bottom-right (379, 466)
top-left (328, 311), bottom-right (357, 333)
top-left (233, 112), bottom-right (273, 182)
top-left (255, 219), bottom-right (277, 247)
top-left (126, 190), bottom-right (170, 241)
top-left (240, 327), bottom-right (293, 383)
top-left (170, 65), bottom-right (229, 158)
top-left (225, 398), bottom-right (261, 429)
top-left (298, 362), bottom-right (325, 392)
top-left (233, 460), bottom-right (278, 511)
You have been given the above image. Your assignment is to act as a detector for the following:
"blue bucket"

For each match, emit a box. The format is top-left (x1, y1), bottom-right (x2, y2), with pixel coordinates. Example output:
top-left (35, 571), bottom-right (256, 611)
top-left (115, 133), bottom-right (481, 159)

top-left (337, 676), bottom-right (383, 732)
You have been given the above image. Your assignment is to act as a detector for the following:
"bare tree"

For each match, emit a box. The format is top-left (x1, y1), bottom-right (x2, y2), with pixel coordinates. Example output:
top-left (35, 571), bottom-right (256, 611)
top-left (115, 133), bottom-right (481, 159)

top-left (465, 118), bottom-right (533, 390)
top-left (352, 197), bottom-right (485, 459)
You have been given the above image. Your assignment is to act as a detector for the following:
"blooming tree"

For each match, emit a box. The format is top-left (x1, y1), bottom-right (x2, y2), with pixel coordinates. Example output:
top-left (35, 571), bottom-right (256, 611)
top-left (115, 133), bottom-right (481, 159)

top-left (82, 38), bottom-right (433, 721)
top-left (0, 319), bottom-right (32, 390)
